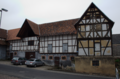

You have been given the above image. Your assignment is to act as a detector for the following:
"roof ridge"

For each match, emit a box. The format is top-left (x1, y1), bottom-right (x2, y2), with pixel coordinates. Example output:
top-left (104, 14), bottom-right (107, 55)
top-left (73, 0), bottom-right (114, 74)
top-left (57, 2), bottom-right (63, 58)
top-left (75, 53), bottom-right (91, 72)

top-left (39, 18), bottom-right (79, 25)
top-left (26, 19), bottom-right (38, 25)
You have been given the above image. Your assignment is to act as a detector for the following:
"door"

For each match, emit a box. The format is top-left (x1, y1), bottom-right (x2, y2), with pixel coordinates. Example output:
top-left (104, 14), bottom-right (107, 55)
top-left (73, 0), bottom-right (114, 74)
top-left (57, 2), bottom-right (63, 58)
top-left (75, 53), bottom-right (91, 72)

top-left (54, 57), bottom-right (60, 67)
top-left (25, 52), bottom-right (35, 59)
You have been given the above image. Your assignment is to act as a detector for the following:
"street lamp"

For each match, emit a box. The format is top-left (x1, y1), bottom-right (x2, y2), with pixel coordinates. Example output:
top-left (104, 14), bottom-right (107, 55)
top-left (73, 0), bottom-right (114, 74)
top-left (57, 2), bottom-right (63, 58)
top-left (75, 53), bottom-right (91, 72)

top-left (0, 8), bottom-right (8, 28)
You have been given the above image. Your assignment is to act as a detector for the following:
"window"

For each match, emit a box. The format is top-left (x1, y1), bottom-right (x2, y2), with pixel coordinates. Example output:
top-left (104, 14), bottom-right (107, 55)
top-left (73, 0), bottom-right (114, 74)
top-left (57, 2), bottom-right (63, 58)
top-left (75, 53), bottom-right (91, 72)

top-left (70, 56), bottom-right (74, 61)
top-left (28, 41), bottom-right (34, 45)
top-left (19, 58), bottom-right (23, 60)
top-left (62, 43), bottom-right (68, 53)
top-left (61, 56), bottom-right (67, 60)
top-left (92, 60), bottom-right (99, 66)
top-left (41, 56), bottom-right (46, 60)
top-left (36, 59), bottom-right (41, 62)
top-left (48, 44), bottom-right (52, 53)
top-left (49, 56), bottom-right (53, 60)
top-left (95, 43), bottom-right (100, 52)
top-left (14, 52), bottom-right (17, 55)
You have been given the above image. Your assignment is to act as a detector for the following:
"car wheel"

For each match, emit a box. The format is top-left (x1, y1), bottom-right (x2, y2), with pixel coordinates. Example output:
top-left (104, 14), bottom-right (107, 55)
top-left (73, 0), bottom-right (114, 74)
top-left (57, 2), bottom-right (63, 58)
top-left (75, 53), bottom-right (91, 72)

top-left (20, 63), bottom-right (22, 65)
top-left (26, 65), bottom-right (29, 67)
top-left (34, 64), bottom-right (37, 67)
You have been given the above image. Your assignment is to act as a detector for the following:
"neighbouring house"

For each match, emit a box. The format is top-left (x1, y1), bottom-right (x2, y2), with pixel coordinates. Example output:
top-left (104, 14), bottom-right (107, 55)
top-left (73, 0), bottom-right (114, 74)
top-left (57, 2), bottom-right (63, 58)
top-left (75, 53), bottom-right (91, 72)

top-left (112, 34), bottom-right (120, 56)
top-left (0, 28), bottom-right (7, 59)
top-left (74, 3), bottom-right (115, 76)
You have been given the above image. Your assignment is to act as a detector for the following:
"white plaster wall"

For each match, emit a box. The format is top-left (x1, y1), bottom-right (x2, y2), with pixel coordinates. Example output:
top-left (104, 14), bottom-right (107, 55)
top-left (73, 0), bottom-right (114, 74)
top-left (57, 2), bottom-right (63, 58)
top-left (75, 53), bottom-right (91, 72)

top-left (39, 35), bottom-right (77, 53)
top-left (79, 48), bottom-right (85, 55)
top-left (17, 51), bottom-right (25, 57)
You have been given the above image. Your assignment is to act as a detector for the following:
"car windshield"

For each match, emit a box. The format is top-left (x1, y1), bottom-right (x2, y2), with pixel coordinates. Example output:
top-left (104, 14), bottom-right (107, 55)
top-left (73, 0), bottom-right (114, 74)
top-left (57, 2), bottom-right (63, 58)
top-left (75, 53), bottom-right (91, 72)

top-left (12, 57), bottom-right (18, 60)
top-left (29, 59), bottom-right (34, 61)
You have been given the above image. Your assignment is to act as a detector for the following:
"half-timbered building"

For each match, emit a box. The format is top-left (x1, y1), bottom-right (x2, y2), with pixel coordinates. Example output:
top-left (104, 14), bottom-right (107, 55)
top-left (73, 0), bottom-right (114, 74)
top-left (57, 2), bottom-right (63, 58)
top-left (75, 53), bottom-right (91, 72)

top-left (0, 2), bottom-right (116, 70)
top-left (74, 3), bottom-right (115, 76)
top-left (74, 2), bottom-right (114, 56)
top-left (7, 19), bottom-right (78, 66)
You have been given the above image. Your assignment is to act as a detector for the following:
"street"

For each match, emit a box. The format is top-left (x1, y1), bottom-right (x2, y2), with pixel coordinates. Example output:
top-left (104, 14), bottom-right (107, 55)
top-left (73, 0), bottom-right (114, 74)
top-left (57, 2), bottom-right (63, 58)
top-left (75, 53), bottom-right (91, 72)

top-left (0, 64), bottom-right (115, 79)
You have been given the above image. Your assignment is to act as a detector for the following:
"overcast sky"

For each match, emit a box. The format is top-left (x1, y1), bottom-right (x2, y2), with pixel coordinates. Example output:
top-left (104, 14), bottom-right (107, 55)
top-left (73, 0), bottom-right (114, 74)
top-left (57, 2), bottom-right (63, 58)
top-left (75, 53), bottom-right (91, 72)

top-left (0, 0), bottom-right (119, 34)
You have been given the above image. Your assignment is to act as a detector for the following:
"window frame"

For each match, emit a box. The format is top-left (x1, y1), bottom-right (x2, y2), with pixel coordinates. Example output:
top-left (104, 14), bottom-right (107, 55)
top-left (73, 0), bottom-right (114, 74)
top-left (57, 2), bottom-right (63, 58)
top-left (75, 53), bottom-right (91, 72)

top-left (41, 56), bottom-right (46, 60)
top-left (48, 55), bottom-right (53, 60)
top-left (92, 60), bottom-right (99, 66)
top-left (28, 41), bottom-right (34, 46)
top-left (61, 56), bottom-right (67, 60)
top-left (47, 44), bottom-right (52, 53)
top-left (70, 56), bottom-right (74, 61)
top-left (94, 42), bottom-right (101, 52)
top-left (62, 43), bottom-right (68, 53)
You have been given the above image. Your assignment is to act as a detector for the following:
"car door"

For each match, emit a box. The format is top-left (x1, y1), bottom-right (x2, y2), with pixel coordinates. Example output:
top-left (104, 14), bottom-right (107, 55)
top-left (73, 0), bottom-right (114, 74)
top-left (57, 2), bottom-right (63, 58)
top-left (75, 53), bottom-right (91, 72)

top-left (38, 60), bottom-right (43, 65)
top-left (35, 59), bottom-right (39, 65)
top-left (18, 58), bottom-right (22, 63)
top-left (36, 59), bottom-right (42, 65)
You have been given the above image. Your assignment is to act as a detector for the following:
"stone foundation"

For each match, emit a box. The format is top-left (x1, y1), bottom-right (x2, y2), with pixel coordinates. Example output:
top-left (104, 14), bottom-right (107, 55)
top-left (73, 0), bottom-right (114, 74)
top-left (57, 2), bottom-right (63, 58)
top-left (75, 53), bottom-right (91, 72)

top-left (75, 56), bottom-right (115, 76)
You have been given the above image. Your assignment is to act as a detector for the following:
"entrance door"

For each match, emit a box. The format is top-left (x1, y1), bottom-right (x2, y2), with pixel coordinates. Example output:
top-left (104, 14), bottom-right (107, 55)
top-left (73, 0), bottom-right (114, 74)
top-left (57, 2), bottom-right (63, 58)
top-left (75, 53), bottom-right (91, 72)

top-left (10, 53), bottom-right (13, 60)
top-left (25, 52), bottom-right (35, 59)
top-left (54, 57), bottom-right (60, 67)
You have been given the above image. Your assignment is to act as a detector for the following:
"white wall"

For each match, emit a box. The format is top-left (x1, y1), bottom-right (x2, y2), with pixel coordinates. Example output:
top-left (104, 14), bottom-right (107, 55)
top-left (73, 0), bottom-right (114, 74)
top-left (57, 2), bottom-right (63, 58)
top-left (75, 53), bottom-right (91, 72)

top-left (39, 35), bottom-right (77, 53)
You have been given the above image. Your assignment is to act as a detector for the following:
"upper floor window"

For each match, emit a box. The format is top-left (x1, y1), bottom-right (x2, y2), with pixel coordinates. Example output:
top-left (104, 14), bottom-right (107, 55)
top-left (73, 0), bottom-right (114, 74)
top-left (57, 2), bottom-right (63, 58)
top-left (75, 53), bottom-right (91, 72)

top-left (95, 43), bottom-right (100, 52)
top-left (63, 43), bottom-right (68, 53)
top-left (28, 41), bottom-right (34, 46)
top-left (48, 44), bottom-right (52, 53)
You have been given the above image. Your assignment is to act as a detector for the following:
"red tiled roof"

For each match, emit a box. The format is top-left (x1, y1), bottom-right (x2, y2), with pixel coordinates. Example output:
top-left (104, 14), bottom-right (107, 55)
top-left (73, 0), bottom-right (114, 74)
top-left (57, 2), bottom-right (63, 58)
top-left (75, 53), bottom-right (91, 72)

top-left (26, 19), bottom-right (39, 35)
top-left (39, 18), bottom-right (78, 36)
top-left (7, 18), bottom-right (78, 40)
top-left (7, 28), bottom-right (21, 41)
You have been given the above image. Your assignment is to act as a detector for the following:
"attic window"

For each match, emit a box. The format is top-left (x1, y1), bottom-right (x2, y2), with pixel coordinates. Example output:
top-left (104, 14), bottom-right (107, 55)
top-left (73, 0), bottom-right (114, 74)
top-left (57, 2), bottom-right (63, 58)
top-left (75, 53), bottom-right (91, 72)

top-left (86, 15), bottom-right (90, 19)
top-left (95, 14), bottom-right (100, 18)
top-left (28, 41), bottom-right (34, 46)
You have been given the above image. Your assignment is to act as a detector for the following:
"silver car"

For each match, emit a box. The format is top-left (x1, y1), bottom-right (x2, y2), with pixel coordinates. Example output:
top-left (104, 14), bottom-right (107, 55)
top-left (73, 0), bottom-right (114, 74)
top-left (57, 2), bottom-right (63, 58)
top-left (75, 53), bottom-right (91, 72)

top-left (25, 58), bottom-right (45, 67)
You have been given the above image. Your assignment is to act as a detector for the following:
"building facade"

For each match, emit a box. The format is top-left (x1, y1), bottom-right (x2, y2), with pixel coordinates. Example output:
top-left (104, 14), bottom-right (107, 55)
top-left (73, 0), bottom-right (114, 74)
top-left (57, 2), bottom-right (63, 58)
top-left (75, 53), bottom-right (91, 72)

top-left (0, 29), bottom-right (7, 59)
top-left (74, 3), bottom-right (115, 76)
top-left (6, 19), bottom-right (78, 66)
top-left (0, 3), bottom-right (116, 71)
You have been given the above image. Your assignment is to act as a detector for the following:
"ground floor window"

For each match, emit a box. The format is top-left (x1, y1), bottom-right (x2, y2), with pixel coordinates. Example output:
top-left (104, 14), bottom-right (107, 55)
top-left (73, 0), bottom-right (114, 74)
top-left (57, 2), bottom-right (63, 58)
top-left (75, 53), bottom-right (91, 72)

top-left (70, 56), bottom-right (74, 61)
top-left (14, 52), bottom-right (17, 55)
top-left (61, 56), bottom-right (67, 60)
top-left (48, 55), bottom-right (53, 60)
top-left (92, 60), bottom-right (99, 66)
top-left (41, 56), bottom-right (46, 60)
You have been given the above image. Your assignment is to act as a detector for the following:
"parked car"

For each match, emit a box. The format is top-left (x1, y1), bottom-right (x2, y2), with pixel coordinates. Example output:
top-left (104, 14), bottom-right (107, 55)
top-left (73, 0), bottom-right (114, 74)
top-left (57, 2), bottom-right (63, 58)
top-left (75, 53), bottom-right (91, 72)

top-left (11, 57), bottom-right (27, 65)
top-left (25, 58), bottom-right (45, 67)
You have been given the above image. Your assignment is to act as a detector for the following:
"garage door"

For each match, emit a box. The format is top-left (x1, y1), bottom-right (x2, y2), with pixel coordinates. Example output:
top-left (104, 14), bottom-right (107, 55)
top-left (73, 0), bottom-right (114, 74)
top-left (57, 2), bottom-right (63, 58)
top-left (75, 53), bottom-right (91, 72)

top-left (25, 52), bottom-right (35, 59)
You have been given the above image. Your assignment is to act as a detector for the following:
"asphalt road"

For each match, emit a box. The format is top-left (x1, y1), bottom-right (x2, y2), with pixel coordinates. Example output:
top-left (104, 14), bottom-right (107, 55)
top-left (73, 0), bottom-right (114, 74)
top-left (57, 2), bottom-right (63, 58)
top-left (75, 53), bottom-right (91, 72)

top-left (0, 64), bottom-right (115, 79)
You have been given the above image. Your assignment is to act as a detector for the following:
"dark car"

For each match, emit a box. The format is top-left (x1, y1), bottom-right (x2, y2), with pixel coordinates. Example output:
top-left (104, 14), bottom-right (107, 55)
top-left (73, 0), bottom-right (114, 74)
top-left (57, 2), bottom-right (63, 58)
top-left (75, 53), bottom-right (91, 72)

top-left (25, 58), bottom-right (45, 67)
top-left (11, 57), bottom-right (27, 65)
